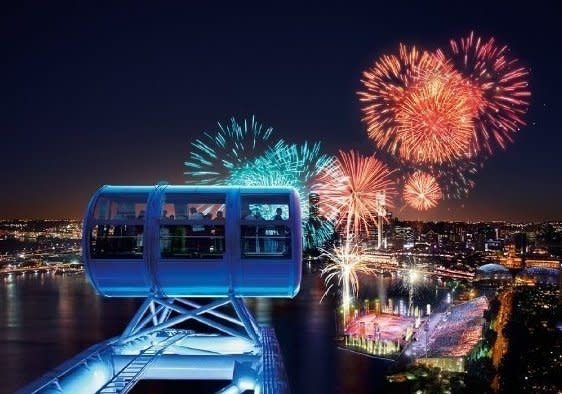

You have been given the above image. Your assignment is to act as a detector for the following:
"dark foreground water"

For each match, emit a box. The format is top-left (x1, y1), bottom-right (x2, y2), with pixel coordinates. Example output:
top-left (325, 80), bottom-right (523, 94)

top-left (0, 268), bottom-right (445, 394)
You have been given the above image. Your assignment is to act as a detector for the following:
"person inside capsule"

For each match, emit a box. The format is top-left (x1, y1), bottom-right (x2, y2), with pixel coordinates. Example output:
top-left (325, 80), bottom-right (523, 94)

top-left (273, 207), bottom-right (286, 253)
top-left (189, 207), bottom-right (204, 253)
top-left (243, 207), bottom-right (264, 253)
top-left (212, 210), bottom-right (225, 253)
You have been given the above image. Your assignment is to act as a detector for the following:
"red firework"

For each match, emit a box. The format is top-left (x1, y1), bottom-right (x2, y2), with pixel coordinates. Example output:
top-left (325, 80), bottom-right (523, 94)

top-left (358, 45), bottom-right (481, 164)
top-left (312, 150), bottom-right (396, 237)
top-left (403, 171), bottom-right (442, 210)
top-left (440, 31), bottom-right (531, 156)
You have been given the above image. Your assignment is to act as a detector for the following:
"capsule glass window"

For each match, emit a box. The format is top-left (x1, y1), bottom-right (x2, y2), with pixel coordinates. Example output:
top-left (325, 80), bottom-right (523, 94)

top-left (160, 193), bottom-right (226, 259)
top-left (240, 194), bottom-right (291, 258)
top-left (90, 193), bottom-right (148, 259)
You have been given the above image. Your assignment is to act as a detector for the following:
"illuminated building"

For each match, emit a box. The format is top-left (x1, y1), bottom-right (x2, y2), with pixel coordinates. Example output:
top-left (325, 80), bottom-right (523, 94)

top-left (515, 268), bottom-right (560, 286)
top-left (308, 192), bottom-right (320, 218)
top-left (474, 263), bottom-right (513, 283)
top-left (393, 226), bottom-right (414, 249)
top-left (524, 258), bottom-right (560, 270)
top-left (499, 244), bottom-right (524, 269)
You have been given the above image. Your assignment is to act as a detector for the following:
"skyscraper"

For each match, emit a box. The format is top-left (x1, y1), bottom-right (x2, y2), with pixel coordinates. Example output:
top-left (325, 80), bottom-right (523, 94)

top-left (309, 193), bottom-right (320, 218)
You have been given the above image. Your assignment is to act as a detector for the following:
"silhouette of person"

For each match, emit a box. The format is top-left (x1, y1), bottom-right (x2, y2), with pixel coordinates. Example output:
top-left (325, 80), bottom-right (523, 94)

top-left (212, 210), bottom-right (225, 253)
top-left (188, 207), bottom-right (204, 253)
top-left (273, 207), bottom-right (285, 253)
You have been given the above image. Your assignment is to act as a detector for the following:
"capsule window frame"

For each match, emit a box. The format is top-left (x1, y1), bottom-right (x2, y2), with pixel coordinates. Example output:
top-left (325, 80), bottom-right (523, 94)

top-left (89, 193), bottom-right (148, 260)
top-left (93, 193), bottom-right (148, 222)
top-left (89, 223), bottom-right (145, 259)
top-left (160, 193), bottom-right (226, 221)
top-left (239, 193), bottom-right (292, 259)
top-left (159, 192), bottom-right (227, 259)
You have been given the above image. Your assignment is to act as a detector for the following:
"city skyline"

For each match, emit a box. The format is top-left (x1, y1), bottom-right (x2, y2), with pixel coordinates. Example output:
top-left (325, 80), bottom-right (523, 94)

top-left (2, 3), bottom-right (561, 221)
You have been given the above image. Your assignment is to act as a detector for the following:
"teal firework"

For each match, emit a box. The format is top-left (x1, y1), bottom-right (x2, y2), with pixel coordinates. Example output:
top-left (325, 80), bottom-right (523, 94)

top-left (185, 116), bottom-right (276, 184)
top-left (227, 140), bottom-right (336, 218)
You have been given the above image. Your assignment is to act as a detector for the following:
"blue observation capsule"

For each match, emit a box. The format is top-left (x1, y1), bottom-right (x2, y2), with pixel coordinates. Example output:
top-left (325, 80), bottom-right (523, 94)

top-left (82, 185), bottom-right (302, 298)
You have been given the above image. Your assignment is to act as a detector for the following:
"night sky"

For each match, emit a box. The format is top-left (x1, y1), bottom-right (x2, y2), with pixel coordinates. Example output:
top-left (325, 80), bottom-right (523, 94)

top-left (2, 2), bottom-right (560, 221)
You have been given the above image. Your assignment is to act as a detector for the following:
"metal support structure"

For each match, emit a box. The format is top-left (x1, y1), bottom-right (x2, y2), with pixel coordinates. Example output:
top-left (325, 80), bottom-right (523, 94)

top-left (118, 295), bottom-right (261, 347)
top-left (98, 331), bottom-right (187, 394)
top-left (18, 296), bottom-right (289, 394)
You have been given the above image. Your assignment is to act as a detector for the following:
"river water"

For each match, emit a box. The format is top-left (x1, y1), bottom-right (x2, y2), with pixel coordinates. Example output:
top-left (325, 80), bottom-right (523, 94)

top-left (0, 266), bottom-right (448, 394)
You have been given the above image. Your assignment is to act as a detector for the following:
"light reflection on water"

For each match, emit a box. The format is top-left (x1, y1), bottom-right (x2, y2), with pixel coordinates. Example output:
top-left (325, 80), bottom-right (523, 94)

top-left (0, 270), bottom-right (447, 394)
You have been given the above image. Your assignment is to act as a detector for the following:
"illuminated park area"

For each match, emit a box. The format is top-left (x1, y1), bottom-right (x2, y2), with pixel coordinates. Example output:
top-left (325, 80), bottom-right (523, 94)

top-left (342, 294), bottom-right (490, 367)
top-left (408, 296), bottom-right (489, 372)
top-left (345, 313), bottom-right (416, 357)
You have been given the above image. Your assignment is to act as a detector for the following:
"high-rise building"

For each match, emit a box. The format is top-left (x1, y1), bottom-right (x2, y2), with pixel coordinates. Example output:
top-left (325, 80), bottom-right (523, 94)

top-left (309, 193), bottom-right (320, 218)
top-left (500, 244), bottom-right (523, 268)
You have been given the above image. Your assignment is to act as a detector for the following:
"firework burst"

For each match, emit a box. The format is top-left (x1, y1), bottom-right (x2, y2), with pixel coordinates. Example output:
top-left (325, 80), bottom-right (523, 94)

top-left (358, 45), bottom-right (436, 156)
top-left (395, 71), bottom-right (479, 164)
top-left (312, 150), bottom-right (396, 239)
top-left (440, 32), bottom-right (531, 156)
top-left (358, 34), bottom-right (530, 201)
top-left (185, 116), bottom-right (276, 184)
top-left (358, 45), bottom-right (479, 165)
top-left (320, 242), bottom-right (378, 323)
top-left (227, 140), bottom-right (335, 217)
top-left (403, 171), bottom-right (442, 210)
top-left (304, 218), bottom-right (335, 250)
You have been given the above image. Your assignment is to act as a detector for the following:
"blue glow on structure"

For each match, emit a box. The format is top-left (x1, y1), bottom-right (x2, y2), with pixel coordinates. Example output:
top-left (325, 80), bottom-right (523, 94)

top-left (54, 357), bottom-right (112, 394)
top-left (82, 185), bottom-right (302, 298)
top-left (20, 186), bottom-right (296, 394)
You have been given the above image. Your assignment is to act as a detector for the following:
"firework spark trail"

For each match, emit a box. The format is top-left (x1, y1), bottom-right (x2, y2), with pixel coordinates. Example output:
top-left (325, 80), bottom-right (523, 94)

top-left (184, 116), bottom-right (277, 184)
top-left (433, 159), bottom-right (479, 200)
top-left (358, 45), bottom-right (439, 157)
top-left (320, 242), bottom-right (379, 324)
top-left (395, 71), bottom-right (479, 164)
top-left (304, 218), bottom-right (336, 250)
top-left (312, 150), bottom-right (396, 239)
top-left (440, 31), bottom-right (531, 156)
top-left (358, 45), bottom-right (482, 165)
top-left (227, 140), bottom-right (336, 217)
top-left (403, 171), bottom-right (442, 210)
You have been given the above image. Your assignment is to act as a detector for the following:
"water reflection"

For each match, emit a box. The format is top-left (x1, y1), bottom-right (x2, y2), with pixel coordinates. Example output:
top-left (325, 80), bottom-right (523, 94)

top-left (3, 274), bottom-right (21, 329)
top-left (1, 269), bottom-right (451, 394)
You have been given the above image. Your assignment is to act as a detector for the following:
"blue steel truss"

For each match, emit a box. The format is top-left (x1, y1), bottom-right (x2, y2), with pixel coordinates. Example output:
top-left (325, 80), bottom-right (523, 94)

top-left (17, 296), bottom-right (289, 394)
top-left (119, 295), bottom-right (262, 347)
top-left (98, 331), bottom-right (188, 394)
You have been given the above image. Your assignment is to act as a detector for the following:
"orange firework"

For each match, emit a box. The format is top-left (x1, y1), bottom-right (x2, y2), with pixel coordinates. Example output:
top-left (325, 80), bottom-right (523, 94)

top-left (312, 150), bottom-right (396, 238)
top-left (358, 44), bottom-right (435, 154)
top-left (440, 32), bottom-right (531, 156)
top-left (396, 70), bottom-right (480, 163)
top-left (358, 45), bottom-right (481, 164)
top-left (403, 171), bottom-right (442, 210)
